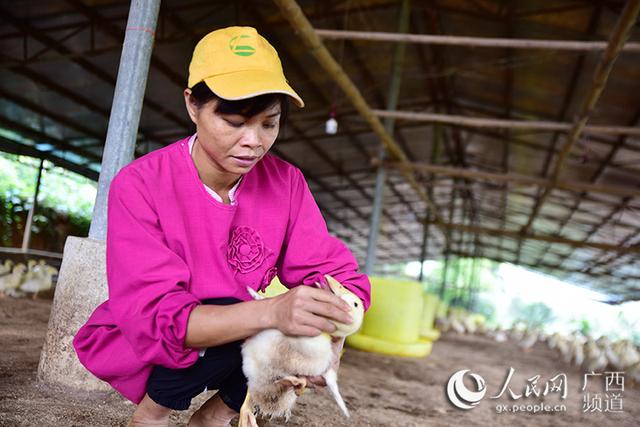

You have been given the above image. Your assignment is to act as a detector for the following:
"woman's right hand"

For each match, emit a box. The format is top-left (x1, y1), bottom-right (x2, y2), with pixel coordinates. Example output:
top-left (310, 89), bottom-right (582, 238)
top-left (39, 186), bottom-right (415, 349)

top-left (265, 285), bottom-right (353, 337)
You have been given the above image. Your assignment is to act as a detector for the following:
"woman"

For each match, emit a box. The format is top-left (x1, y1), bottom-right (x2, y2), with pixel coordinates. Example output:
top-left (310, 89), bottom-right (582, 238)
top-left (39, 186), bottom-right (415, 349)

top-left (73, 26), bottom-right (371, 427)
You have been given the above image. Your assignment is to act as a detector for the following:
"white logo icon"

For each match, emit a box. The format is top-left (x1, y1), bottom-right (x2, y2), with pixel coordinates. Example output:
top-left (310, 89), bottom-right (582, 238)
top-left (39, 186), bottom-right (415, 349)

top-left (446, 369), bottom-right (487, 410)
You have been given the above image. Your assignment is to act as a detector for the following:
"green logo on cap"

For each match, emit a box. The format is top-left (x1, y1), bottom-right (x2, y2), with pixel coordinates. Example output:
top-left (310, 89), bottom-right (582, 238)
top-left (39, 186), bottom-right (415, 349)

top-left (229, 35), bottom-right (256, 57)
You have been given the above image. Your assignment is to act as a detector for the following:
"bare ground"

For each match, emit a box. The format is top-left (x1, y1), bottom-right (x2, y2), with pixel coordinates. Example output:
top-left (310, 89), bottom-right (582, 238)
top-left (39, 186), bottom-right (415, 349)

top-left (1, 298), bottom-right (638, 426)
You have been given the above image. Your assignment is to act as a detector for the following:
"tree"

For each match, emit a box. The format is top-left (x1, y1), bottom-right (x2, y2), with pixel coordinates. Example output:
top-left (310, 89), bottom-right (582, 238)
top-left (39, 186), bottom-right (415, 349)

top-left (510, 298), bottom-right (554, 330)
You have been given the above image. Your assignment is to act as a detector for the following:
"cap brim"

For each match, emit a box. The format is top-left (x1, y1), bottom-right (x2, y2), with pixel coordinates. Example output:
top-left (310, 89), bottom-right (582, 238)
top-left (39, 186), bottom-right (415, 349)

top-left (203, 70), bottom-right (304, 108)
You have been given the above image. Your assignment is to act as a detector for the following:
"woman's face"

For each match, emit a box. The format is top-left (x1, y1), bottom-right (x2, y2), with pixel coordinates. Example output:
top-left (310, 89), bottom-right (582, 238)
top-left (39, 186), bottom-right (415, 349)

top-left (184, 89), bottom-right (281, 176)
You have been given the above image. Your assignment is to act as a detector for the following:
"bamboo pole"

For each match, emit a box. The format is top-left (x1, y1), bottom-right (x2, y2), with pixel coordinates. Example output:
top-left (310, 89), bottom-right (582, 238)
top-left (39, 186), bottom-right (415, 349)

top-left (315, 28), bottom-right (640, 52)
top-left (449, 249), bottom-right (640, 282)
top-left (372, 109), bottom-right (640, 136)
top-left (424, 220), bottom-right (640, 254)
top-left (382, 160), bottom-right (640, 198)
top-left (21, 158), bottom-right (44, 252)
top-left (272, 0), bottom-right (447, 231)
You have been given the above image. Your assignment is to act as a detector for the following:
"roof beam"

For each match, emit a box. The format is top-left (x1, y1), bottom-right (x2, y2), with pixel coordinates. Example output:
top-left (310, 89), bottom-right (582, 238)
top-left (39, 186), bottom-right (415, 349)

top-left (0, 6), bottom-right (190, 131)
top-left (372, 109), bottom-right (640, 137)
top-left (0, 136), bottom-right (98, 180)
top-left (272, 0), bottom-right (447, 235)
top-left (64, 0), bottom-right (186, 88)
top-left (519, 0), bottom-right (640, 236)
top-left (0, 87), bottom-right (104, 141)
top-left (0, 115), bottom-right (100, 165)
top-left (423, 220), bottom-right (640, 255)
top-left (248, 10), bottom-right (422, 248)
top-left (6, 65), bottom-right (169, 150)
top-left (382, 160), bottom-right (640, 198)
top-left (314, 28), bottom-right (640, 52)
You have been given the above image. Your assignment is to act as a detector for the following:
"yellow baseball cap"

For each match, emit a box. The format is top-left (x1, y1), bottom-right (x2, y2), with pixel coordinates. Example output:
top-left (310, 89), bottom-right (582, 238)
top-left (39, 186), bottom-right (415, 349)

top-left (188, 26), bottom-right (304, 108)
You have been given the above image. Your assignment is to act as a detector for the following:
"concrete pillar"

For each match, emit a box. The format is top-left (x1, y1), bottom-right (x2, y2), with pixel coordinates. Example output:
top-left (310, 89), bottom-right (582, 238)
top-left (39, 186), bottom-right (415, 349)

top-left (37, 237), bottom-right (111, 391)
top-left (38, 0), bottom-right (161, 392)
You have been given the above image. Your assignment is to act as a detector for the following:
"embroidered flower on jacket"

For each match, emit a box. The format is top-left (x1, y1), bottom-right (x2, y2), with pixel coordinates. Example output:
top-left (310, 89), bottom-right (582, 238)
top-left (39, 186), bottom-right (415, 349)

top-left (227, 226), bottom-right (271, 273)
top-left (259, 267), bottom-right (278, 292)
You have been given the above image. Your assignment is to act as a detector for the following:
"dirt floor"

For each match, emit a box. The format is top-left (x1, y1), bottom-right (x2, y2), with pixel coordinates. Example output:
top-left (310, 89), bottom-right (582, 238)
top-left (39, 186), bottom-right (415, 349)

top-left (1, 298), bottom-right (638, 427)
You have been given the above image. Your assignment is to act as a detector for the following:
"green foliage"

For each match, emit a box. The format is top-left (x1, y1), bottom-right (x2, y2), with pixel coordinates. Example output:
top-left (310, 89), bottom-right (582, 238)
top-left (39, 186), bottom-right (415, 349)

top-left (509, 298), bottom-right (555, 330)
top-left (0, 152), bottom-right (95, 251)
top-left (616, 311), bottom-right (640, 345)
top-left (473, 296), bottom-right (496, 323)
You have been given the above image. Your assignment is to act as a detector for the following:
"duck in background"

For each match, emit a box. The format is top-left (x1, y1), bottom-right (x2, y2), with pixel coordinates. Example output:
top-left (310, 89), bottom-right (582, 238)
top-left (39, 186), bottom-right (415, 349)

top-left (0, 262), bottom-right (27, 298)
top-left (20, 259), bottom-right (58, 299)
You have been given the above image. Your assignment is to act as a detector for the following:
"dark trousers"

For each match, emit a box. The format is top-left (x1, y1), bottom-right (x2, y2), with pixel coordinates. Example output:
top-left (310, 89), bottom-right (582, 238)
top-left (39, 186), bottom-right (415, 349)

top-left (146, 298), bottom-right (247, 412)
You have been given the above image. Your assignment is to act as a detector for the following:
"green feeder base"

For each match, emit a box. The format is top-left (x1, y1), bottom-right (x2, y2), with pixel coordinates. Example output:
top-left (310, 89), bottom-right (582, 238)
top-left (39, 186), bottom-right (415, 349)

top-left (420, 328), bottom-right (441, 341)
top-left (346, 332), bottom-right (432, 358)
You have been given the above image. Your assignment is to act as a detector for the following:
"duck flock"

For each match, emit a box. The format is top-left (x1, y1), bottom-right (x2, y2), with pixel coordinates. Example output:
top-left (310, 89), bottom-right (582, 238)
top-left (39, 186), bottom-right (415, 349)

top-left (436, 308), bottom-right (640, 385)
top-left (0, 258), bottom-right (58, 299)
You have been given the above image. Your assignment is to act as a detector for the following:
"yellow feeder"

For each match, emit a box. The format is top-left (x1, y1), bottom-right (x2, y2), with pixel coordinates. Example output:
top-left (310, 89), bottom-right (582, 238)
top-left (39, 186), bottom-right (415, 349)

top-left (260, 277), bottom-right (289, 298)
top-left (346, 277), bottom-right (432, 358)
top-left (420, 293), bottom-right (441, 341)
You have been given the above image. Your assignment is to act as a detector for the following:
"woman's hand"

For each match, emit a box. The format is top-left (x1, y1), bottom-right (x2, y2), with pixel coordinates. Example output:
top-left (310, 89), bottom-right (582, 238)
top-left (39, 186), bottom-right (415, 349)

top-left (265, 285), bottom-right (353, 336)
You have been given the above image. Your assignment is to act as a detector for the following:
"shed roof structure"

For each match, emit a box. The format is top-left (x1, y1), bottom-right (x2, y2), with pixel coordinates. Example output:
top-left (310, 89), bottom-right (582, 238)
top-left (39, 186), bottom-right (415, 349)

top-left (1, 0), bottom-right (639, 301)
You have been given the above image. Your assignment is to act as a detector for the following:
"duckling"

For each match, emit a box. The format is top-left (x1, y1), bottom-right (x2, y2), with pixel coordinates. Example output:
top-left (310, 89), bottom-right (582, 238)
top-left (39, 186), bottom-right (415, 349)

top-left (476, 322), bottom-right (488, 336)
top-left (20, 263), bottom-right (57, 299)
top-left (628, 361), bottom-right (640, 385)
top-left (0, 263), bottom-right (27, 298)
top-left (0, 259), bottom-right (14, 277)
top-left (570, 336), bottom-right (585, 366)
top-left (583, 339), bottom-right (608, 372)
top-left (451, 319), bottom-right (466, 334)
top-left (491, 329), bottom-right (508, 343)
top-left (547, 332), bottom-right (562, 350)
top-left (238, 275), bottom-right (364, 427)
top-left (604, 341), bottom-right (622, 370)
top-left (462, 317), bottom-right (477, 334)
top-left (519, 331), bottom-right (539, 352)
top-left (615, 340), bottom-right (640, 370)
top-left (434, 316), bottom-right (451, 333)
top-left (556, 337), bottom-right (571, 364)
top-left (509, 326), bottom-right (526, 342)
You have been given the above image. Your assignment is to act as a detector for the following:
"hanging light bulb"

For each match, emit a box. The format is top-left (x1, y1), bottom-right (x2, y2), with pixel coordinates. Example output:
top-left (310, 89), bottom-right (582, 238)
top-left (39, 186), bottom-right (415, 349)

top-left (325, 108), bottom-right (338, 134)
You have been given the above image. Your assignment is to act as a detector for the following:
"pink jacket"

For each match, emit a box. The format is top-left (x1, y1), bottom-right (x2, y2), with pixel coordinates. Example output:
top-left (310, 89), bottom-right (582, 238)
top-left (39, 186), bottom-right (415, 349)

top-left (73, 138), bottom-right (371, 403)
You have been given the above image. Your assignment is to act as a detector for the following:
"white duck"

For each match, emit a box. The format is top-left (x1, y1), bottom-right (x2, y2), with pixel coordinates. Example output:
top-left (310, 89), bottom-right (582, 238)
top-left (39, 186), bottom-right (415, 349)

top-left (238, 275), bottom-right (364, 427)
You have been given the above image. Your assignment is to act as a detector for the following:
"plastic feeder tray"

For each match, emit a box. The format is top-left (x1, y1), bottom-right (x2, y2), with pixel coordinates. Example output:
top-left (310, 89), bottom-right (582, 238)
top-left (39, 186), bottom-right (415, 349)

top-left (346, 277), bottom-right (432, 358)
top-left (420, 293), bottom-right (441, 341)
top-left (261, 277), bottom-right (289, 298)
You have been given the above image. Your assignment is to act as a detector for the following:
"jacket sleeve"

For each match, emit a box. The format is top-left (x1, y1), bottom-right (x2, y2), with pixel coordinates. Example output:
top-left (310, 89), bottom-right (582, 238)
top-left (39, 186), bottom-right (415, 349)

top-left (105, 168), bottom-right (200, 368)
top-left (275, 168), bottom-right (371, 310)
